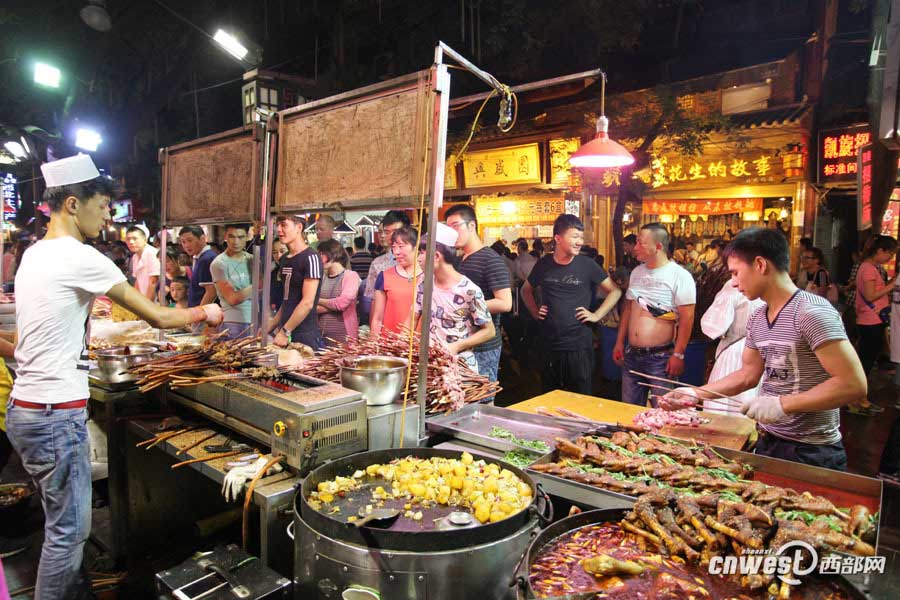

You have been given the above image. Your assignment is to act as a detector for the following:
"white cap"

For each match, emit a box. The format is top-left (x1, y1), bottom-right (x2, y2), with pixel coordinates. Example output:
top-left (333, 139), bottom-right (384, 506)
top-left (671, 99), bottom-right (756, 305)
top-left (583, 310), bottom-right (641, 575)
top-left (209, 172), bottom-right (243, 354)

top-left (435, 222), bottom-right (459, 247)
top-left (40, 154), bottom-right (100, 188)
top-left (134, 223), bottom-right (150, 238)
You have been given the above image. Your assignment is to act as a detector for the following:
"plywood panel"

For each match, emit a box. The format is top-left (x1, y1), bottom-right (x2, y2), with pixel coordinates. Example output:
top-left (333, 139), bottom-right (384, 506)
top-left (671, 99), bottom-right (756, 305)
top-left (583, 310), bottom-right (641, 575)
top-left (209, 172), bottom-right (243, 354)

top-left (165, 133), bottom-right (257, 224)
top-left (276, 76), bottom-right (433, 211)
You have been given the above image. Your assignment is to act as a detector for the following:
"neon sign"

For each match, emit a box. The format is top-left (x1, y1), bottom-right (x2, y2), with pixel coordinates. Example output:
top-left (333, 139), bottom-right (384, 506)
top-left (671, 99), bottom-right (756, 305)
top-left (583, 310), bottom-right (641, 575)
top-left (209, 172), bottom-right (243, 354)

top-left (819, 124), bottom-right (870, 183)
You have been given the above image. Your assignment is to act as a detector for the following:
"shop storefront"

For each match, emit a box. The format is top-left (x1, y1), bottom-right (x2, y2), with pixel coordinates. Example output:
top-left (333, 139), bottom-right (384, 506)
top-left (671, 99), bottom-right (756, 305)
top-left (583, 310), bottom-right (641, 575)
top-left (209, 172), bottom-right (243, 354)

top-left (638, 110), bottom-right (812, 269)
top-left (443, 138), bottom-right (583, 245)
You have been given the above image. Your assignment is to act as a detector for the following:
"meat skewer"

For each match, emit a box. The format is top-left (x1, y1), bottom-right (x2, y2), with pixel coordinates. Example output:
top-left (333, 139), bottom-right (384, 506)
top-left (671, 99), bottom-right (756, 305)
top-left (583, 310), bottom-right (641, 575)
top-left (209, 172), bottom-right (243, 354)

top-left (637, 382), bottom-right (739, 411)
top-left (628, 370), bottom-right (742, 407)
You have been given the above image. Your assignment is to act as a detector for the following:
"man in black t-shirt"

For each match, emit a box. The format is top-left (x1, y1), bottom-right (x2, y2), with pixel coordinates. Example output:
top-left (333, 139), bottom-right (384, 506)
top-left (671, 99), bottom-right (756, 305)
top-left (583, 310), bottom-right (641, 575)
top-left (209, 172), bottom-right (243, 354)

top-left (270, 215), bottom-right (324, 350)
top-left (445, 205), bottom-right (511, 396)
top-left (523, 214), bottom-right (622, 394)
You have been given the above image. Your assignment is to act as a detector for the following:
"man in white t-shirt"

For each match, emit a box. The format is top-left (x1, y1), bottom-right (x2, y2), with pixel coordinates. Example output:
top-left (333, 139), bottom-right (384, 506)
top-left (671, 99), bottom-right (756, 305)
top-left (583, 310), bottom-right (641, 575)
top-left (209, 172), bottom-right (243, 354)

top-left (7, 155), bottom-right (222, 600)
top-left (125, 224), bottom-right (161, 299)
top-left (614, 223), bottom-right (696, 406)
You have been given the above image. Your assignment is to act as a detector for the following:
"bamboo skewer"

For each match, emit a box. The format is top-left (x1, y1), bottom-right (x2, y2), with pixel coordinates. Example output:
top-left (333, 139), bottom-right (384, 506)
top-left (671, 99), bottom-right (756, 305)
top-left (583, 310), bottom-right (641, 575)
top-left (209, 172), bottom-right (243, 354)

top-left (637, 382), bottom-right (741, 411)
top-left (143, 426), bottom-right (203, 450)
top-left (170, 449), bottom-right (251, 469)
top-left (176, 431), bottom-right (220, 455)
top-left (628, 370), bottom-right (742, 405)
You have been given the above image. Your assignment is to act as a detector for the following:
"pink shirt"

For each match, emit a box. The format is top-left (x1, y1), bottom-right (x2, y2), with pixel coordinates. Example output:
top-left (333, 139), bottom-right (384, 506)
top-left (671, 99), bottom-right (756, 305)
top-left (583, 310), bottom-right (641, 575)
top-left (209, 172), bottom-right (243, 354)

top-left (130, 245), bottom-right (161, 296)
top-left (855, 261), bottom-right (888, 325)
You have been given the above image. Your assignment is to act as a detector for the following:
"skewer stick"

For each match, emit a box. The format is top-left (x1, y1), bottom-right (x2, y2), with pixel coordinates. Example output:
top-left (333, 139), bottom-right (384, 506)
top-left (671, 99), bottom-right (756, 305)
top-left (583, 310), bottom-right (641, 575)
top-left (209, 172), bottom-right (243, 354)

top-left (170, 449), bottom-right (250, 469)
top-left (637, 382), bottom-right (741, 410)
top-left (628, 370), bottom-right (741, 404)
top-left (176, 431), bottom-right (219, 455)
top-left (144, 426), bottom-right (202, 450)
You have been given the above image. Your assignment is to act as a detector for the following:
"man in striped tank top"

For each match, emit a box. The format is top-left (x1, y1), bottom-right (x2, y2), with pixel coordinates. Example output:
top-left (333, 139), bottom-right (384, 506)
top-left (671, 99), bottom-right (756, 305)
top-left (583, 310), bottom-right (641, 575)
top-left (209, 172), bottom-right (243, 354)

top-left (665, 228), bottom-right (866, 470)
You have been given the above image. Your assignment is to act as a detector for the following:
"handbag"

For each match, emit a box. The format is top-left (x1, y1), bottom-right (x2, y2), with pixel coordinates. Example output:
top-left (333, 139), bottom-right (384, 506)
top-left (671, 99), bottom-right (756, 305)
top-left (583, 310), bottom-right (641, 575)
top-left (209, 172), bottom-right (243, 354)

top-left (858, 288), bottom-right (891, 325)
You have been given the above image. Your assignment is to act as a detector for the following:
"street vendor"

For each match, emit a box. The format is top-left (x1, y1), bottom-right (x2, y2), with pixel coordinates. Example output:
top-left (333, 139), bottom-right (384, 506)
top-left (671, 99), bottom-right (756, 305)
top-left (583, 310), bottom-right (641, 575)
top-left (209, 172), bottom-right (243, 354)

top-left (6, 154), bottom-right (223, 600)
top-left (663, 227), bottom-right (867, 470)
top-left (614, 222), bottom-right (696, 406)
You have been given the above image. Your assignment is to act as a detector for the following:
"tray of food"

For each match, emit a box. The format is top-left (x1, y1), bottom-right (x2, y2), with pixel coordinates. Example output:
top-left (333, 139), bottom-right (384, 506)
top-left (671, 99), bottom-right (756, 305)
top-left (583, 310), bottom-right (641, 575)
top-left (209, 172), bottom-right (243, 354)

top-left (520, 507), bottom-right (868, 599)
top-left (425, 403), bottom-right (587, 456)
top-left (527, 431), bottom-right (880, 554)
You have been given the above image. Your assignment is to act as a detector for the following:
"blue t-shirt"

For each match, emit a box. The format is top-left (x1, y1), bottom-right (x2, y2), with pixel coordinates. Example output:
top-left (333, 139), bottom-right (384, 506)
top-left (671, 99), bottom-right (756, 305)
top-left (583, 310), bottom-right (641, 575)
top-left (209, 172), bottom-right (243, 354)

top-left (189, 247), bottom-right (218, 307)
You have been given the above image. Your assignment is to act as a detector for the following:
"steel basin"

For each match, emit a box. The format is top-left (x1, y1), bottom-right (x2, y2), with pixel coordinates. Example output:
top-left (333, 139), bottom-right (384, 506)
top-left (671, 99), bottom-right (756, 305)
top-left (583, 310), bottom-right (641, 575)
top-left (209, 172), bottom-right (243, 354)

top-left (339, 355), bottom-right (408, 406)
top-left (94, 344), bottom-right (158, 383)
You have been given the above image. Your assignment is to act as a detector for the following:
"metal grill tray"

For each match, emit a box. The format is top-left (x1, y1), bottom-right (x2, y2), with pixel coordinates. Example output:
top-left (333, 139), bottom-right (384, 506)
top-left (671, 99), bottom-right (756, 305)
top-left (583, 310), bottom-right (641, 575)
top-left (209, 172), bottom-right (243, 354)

top-left (425, 404), bottom-right (587, 455)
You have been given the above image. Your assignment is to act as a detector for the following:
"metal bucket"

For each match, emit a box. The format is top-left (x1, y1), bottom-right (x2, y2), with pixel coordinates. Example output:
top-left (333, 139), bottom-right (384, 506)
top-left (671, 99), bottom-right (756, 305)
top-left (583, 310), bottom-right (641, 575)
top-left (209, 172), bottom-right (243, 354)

top-left (339, 355), bottom-right (408, 406)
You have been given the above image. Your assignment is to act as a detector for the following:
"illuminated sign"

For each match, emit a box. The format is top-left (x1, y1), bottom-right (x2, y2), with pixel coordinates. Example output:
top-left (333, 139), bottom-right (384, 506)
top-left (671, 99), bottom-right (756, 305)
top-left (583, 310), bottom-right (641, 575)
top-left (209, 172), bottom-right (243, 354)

top-left (819, 124), bottom-right (870, 183)
top-left (474, 194), bottom-right (565, 226)
top-left (644, 198), bottom-right (763, 216)
top-left (649, 155), bottom-right (779, 188)
top-left (857, 143), bottom-right (874, 230)
top-left (1, 173), bottom-right (17, 225)
top-left (462, 143), bottom-right (542, 188)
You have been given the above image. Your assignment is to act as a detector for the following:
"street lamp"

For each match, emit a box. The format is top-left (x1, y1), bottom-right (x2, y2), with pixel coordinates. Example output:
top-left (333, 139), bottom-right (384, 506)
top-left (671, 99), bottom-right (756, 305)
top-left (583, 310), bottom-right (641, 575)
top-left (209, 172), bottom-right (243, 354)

top-left (213, 29), bottom-right (249, 61)
top-left (569, 72), bottom-right (634, 169)
top-left (34, 62), bottom-right (62, 88)
top-left (75, 128), bottom-right (102, 152)
top-left (3, 141), bottom-right (27, 161)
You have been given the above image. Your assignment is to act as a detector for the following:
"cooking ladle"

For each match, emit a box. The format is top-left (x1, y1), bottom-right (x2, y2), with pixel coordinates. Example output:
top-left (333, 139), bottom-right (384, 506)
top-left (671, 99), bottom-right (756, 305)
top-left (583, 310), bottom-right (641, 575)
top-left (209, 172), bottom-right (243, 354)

top-left (352, 508), bottom-right (401, 528)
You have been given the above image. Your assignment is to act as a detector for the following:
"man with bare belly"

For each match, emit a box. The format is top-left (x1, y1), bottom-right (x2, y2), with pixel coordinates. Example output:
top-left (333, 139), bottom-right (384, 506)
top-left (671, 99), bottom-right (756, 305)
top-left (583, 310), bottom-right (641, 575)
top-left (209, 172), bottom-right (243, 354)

top-left (614, 223), bottom-right (696, 406)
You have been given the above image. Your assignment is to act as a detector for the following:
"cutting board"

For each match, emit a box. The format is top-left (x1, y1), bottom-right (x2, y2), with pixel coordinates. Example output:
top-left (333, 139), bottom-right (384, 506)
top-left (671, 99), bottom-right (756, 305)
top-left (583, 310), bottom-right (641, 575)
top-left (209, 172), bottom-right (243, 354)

top-left (507, 390), bottom-right (756, 450)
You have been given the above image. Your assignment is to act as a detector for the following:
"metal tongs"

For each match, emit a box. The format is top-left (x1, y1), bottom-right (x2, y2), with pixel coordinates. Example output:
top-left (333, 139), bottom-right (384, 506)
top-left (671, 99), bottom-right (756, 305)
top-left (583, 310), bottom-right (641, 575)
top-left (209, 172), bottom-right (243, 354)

top-left (533, 406), bottom-right (622, 434)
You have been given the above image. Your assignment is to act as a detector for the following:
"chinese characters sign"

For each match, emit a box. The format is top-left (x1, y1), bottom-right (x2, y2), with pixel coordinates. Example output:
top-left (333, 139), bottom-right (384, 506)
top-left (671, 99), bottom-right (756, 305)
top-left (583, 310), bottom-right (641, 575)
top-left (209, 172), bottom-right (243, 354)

top-left (444, 155), bottom-right (458, 190)
top-left (649, 155), bottom-right (778, 189)
top-left (462, 143), bottom-right (542, 188)
top-left (644, 198), bottom-right (763, 216)
top-left (1, 173), bottom-right (17, 225)
top-left (549, 138), bottom-right (580, 186)
top-left (857, 143), bottom-right (874, 230)
top-left (819, 124), bottom-right (870, 183)
top-left (474, 195), bottom-right (565, 226)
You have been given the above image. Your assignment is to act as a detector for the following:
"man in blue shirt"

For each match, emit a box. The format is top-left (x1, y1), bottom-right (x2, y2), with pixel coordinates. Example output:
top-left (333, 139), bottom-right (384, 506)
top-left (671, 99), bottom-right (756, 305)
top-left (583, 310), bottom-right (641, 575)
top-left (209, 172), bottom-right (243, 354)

top-left (178, 225), bottom-right (218, 308)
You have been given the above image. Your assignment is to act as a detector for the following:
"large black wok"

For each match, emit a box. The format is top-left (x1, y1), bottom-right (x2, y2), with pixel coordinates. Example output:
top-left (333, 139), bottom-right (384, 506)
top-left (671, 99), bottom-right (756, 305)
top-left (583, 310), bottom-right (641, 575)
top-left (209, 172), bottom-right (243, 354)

top-left (296, 447), bottom-right (551, 552)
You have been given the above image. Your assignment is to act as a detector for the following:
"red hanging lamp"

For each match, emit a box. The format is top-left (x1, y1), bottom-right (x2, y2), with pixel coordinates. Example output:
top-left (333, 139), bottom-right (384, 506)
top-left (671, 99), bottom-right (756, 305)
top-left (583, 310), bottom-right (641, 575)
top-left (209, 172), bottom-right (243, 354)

top-left (569, 72), bottom-right (635, 169)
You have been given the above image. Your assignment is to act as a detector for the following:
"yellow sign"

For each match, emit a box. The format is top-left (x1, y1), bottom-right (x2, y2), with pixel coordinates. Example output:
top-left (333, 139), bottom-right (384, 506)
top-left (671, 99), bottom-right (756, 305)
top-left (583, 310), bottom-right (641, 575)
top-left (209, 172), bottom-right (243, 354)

top-left (549, 138), bottom-right (580, 185)
top-left (649, 155), bottom-right (780, 188)
top-left (474, 195), bottom-right (565, 226)
top-left (444, 155), bottom-right (458, 190)
top-left (463, 143), bottom-right (542, 188)
top-left (645, 198), bottom-right (763, 216)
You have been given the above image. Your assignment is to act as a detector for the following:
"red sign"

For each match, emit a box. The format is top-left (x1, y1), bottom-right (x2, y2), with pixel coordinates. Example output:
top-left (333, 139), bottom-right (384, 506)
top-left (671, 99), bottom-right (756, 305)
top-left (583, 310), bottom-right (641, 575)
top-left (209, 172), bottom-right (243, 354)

top-left (819, 124), bottom-right (871, 183)
top-left (857, 143), bottom-right (874, 230)
top-left (644, 198), bottom-right (762, 216)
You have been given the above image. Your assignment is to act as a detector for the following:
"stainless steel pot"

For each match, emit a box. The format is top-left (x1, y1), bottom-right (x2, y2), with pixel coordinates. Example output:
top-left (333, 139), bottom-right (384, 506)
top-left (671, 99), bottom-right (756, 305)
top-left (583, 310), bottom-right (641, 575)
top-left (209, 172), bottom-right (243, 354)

top-left (94, 344), bottom-right (158, 383)
top-left (294, 447), bottom-right (552, 600)
top-left (339, 355), bottom-right (408, 406)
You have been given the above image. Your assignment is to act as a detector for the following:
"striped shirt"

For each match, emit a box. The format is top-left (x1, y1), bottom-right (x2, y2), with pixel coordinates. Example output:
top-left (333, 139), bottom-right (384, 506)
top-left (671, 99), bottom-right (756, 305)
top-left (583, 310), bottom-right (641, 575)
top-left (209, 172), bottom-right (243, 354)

top-left (458, 247), bottom-right (511, 351)
top-left (349, 251), bottom-right (374, 279)
top-left (745, 290), bottom-right (848, 445)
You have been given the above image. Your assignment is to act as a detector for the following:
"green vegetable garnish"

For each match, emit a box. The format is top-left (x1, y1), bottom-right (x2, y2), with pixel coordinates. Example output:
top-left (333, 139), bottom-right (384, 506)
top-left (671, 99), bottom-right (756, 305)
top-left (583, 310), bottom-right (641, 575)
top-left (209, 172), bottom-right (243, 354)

top-left (502, 450), bottom-right (537, 468)
top-left (489, 426), bottom-right (550, 453)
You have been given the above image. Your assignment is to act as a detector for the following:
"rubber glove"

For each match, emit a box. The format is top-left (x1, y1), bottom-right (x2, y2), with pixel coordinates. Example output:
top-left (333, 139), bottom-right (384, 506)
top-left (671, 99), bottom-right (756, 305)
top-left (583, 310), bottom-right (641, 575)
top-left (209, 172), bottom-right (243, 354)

top-left (741, 394), bottom-right (785, 424)
top-left (222, 456), bottom-right (283, 502)
top-left (190, 304), bottom-right (224, 326)
top-left (659, 387), bottom-right (697, 411)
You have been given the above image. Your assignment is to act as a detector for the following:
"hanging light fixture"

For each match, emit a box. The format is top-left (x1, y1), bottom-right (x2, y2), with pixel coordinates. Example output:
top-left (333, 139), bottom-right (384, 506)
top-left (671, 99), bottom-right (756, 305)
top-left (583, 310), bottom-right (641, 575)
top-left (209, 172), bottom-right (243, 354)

top-left (81, 0), bottom-right (112, 32)
top-left (569, 72), bottom-right (635, 169)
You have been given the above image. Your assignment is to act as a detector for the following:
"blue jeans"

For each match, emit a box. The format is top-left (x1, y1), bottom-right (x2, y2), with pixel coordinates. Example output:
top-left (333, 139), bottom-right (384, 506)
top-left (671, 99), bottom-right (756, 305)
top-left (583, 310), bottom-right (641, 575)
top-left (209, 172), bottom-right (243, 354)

top-left (6, 402), bottom-right (92, 600)
top-left (474, 345), bottom-right (502, 404)
top-left (220, 321), bottom-right (251, 340)
top-left (621, 347), bottom-right (673, 407)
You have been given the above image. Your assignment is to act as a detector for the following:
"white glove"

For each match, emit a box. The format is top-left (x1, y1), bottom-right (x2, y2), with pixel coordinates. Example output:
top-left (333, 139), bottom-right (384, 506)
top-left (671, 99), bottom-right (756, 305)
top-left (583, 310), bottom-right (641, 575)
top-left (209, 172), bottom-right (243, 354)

top-left (659, 386), bottom-right (697, 410)
top-left (741, 394), bottom-right (785, 424)
top-left (221, 456), bottom-right (284, 502)
top-left (190, 303), bottom-right (224, 326)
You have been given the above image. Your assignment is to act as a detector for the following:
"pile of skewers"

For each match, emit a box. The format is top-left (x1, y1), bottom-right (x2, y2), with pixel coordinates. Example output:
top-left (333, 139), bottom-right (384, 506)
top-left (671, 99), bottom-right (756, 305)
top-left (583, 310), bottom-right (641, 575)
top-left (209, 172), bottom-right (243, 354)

top-left (128, 335), bottom-right (287, 392)
top-left (302, 330), bottom-right (501, 413)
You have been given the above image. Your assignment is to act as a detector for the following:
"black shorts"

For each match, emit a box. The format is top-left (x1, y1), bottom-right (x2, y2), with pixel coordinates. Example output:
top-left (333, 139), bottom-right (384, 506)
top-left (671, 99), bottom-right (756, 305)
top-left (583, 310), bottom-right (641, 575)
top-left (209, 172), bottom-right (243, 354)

top-left (541, 346), bottom-right (594, 395)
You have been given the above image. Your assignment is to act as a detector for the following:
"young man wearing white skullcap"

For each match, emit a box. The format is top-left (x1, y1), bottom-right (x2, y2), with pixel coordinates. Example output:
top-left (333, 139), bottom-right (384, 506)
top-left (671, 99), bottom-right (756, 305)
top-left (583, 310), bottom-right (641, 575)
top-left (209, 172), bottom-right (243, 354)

top-left (7, 154), bottom-right (223, 600)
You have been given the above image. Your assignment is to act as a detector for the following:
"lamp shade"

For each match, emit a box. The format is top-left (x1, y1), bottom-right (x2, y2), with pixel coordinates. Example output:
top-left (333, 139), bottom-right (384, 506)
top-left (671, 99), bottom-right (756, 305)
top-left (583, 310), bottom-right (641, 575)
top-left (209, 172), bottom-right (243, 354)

top-left (569, 131), bottom-right (635, 168)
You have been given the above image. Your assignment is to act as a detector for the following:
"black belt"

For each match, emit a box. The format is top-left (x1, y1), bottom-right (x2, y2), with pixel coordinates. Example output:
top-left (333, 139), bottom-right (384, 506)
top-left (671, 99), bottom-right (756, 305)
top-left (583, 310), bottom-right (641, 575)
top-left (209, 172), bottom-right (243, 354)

top-left (626, 343), bottom-right (674, 356)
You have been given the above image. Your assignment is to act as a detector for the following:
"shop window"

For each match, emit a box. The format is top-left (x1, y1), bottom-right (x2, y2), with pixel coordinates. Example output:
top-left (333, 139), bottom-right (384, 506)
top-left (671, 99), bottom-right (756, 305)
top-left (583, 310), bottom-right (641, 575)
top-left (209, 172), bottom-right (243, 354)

top-left (722, 83), bottom-right (771, 115)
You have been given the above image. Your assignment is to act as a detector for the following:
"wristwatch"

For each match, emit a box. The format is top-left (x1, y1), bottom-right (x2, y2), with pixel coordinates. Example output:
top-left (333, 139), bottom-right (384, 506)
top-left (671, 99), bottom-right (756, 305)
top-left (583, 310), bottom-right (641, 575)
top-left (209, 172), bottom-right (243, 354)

top-left (280, 326), bottom-right (291, 337)
top-left (672, 352), bottom-right (685, 360)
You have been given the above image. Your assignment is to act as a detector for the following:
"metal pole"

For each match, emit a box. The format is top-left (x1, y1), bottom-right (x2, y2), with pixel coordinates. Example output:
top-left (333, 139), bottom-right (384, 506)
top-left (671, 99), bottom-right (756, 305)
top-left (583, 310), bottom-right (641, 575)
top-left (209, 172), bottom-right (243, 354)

top-left (158, 148), bottom-right (169, 341)
top-left (416, 57), bottom-right (451, 443)
top-left (437, 42), bottom-right (501, 93)
top-left (259, 118), bottom-right (279, 338)
top-left (448, 69), bottom-right (603, 108)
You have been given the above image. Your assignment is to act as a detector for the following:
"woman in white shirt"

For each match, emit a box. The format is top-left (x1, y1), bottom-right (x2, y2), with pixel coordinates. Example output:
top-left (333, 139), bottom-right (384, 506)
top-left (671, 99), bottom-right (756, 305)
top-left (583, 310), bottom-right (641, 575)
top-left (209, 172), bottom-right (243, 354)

top-left (700, 279), bottom-right (765, 414)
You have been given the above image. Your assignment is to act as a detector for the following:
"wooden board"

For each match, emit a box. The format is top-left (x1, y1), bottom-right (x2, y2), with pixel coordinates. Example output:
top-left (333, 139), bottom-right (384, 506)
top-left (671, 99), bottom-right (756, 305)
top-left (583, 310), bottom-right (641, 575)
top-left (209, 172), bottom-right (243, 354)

top-left (276, 73), bottom-right (433, 211)
top-left (507, 390), bottom-right (756, 450)
top-left (165, 130), bottom-right (258, 225)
